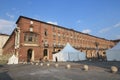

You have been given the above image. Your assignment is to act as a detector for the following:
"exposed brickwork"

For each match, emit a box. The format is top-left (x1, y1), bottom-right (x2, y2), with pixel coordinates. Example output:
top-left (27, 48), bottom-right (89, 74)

top-left (3, 16), bottom-right (116, 62)
top-left (3, 32), bottom-right (15, 55)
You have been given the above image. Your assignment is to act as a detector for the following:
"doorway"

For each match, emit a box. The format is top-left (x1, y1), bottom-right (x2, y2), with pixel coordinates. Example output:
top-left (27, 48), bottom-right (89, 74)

top-left (43, 49), bottom-right (48, 61)
top-left (43, 49), bottom-right (48, 56)
top-left (27, 49), bottom-right (33, 62)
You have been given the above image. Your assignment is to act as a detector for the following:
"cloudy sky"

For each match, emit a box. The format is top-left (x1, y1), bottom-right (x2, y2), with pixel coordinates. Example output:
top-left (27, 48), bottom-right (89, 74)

top-left (0, 0), bottom-right (120, 40)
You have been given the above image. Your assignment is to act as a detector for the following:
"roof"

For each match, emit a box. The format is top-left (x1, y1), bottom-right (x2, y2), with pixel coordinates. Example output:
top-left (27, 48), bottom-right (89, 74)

top-left (16, 15), bottom-right (110, 41)
top-left (109, 42), bottom-right (120, 50)
top-left (2, 29), bottom-right (16, 48)
top-left (111, 39), bottom-right (120, 43)
top-left (0, 33), bottom-right (9, 36)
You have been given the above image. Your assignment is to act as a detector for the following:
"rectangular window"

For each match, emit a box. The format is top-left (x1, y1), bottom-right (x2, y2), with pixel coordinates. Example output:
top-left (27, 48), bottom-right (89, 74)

top-left (53, 33), bottom-right (56, 40)
top-left (44, 29), bottom-right (48, 36)
top-left (28, 36), bottom-right (33, 41)
top-left (24, 33), bottom-right (37, 43)
top-left (52, 26), bottom-right (55, 32)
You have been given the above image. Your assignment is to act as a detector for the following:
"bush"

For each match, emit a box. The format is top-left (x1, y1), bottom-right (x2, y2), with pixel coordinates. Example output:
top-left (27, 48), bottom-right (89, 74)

top-left (0, 54), bottom-right (12, 64)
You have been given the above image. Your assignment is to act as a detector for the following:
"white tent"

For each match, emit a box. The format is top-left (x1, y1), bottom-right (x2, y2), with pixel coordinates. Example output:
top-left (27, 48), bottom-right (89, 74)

top-left (53, 43), bottom-right (86, 61)
top-left (7, 54), bottom-right (18, 64)
top-left (106, 42), bottom-right (120, 61)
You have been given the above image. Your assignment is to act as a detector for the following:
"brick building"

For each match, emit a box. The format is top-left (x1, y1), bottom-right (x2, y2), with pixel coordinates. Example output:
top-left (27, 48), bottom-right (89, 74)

top-left (3, 16), bottom-right (116, 62)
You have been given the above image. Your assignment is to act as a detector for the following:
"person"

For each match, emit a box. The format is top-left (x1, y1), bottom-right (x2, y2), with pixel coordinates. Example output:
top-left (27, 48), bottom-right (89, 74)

top-left (55, 57), bottom-right (58, 62)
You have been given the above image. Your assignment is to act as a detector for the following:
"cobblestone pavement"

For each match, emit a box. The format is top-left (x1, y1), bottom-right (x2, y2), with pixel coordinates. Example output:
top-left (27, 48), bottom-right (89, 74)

top-left (0, 61), bottom-right (120, 80)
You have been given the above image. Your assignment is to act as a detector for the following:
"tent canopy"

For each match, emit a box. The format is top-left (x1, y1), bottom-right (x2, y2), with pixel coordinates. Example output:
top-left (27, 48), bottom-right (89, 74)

top-left (106, 42), bottom-right (120, 61)
top-left (109, 42), bottom-right (120, 50)
top-left (53, 43), bottom-right (86, 61)
top-left (7, 54), bottom-right (18, 64)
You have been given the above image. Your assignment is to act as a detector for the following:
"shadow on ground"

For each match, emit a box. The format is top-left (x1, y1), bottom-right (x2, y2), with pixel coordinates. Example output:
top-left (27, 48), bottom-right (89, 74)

top-left (74, 61), bottom-right (120, 73)
top-left (0, 71), bottom-right (13, 80)
top-left (0, 65), bottom-right (13, 80)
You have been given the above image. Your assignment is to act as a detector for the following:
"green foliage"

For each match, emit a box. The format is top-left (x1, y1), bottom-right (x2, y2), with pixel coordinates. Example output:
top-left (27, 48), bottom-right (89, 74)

top-left (0, 54), bottom-right (12, 64)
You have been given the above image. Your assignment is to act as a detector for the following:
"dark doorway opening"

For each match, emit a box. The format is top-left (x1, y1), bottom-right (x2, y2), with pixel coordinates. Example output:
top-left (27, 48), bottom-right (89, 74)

top-left (43, 49), bottom-right (48, 61)
top-left (27, 49), bottom-right (32, 62)
top-left (43, 49), bottom-right (48, 57)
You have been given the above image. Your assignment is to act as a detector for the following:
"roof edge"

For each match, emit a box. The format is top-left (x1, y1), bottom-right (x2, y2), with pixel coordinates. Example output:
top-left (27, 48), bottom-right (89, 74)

top-left (0, 33), bottom-right (9, 36)
top-left (16, 15), bottom-right (111, 41)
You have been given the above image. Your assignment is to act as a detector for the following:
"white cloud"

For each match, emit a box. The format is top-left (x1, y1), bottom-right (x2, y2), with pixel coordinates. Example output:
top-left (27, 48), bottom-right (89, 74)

top-left (99, 27), bottom-right (111, 33)
top-left (6, 13), bottom-right (14, 19)
top-left (0, 19), bottom-right (15, 34)
top-left (82, 29), bottom-right (91, 34)
top-left (116, 35), bottom-right (120, 39)
top-left (99, 22), bottom-right (120, 33)
top-left (11, 8), bottom-right (22, 15)
top-left (113, 22), bottom-right (120, 28)
top-left (47, 21), bottom-right (58, 25)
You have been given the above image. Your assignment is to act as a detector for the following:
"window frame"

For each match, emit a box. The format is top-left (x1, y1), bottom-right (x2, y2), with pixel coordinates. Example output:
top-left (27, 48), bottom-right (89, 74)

top-left (24, 32), bottom-right (38, 43)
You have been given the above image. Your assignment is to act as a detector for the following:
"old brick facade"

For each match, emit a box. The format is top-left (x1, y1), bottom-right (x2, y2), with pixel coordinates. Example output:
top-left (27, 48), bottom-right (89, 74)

top-left (3, 16), bottom-right (116, 62)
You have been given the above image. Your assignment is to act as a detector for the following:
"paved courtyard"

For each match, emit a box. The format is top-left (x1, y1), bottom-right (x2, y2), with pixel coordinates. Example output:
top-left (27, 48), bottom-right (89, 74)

top-left (0, 61), bottom-right (120, 80)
